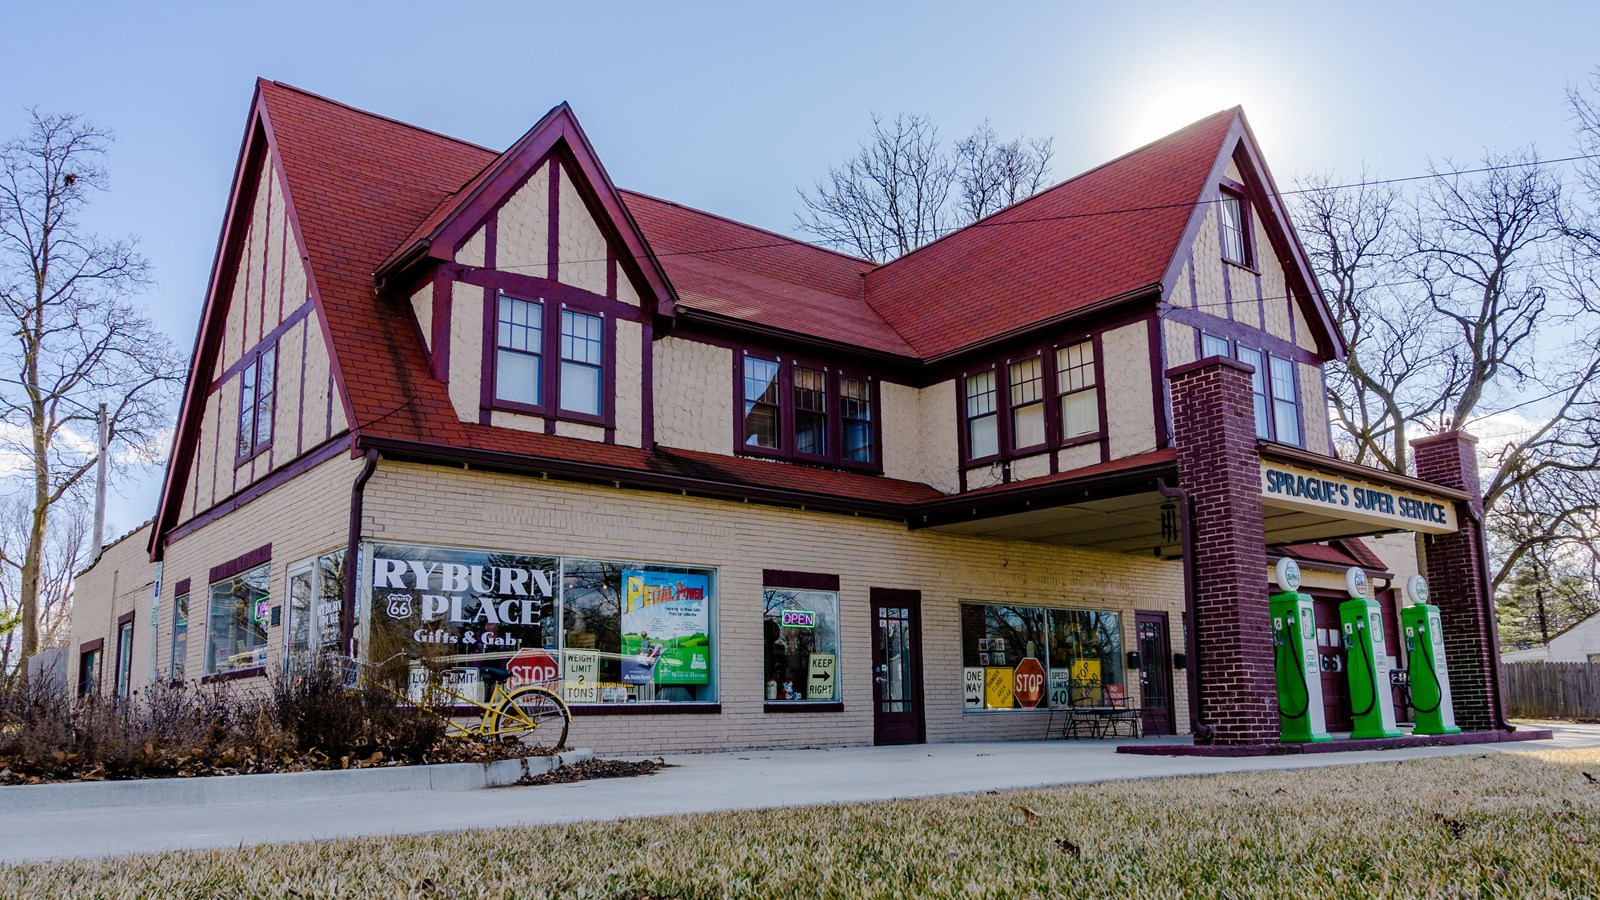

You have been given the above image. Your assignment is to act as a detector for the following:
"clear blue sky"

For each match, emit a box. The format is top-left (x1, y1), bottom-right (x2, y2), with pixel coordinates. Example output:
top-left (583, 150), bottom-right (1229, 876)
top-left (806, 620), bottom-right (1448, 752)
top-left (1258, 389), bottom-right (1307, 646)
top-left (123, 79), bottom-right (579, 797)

top-left (3, 0), bottom-right (1597, 537)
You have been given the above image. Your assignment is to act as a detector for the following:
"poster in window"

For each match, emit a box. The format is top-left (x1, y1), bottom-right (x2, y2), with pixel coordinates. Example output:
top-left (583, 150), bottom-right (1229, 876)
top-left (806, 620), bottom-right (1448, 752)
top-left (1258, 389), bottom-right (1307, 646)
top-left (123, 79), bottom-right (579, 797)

top-left (620, 569), bottom-right (710, 685)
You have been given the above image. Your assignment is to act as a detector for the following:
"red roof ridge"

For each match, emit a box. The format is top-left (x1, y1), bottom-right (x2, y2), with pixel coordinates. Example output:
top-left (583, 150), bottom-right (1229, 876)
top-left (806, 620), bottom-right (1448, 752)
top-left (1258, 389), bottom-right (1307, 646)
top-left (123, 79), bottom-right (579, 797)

top-left (873, 106), bottom-right (1240, 275)
top-left (618, 188), bottom-right (876, 269)
top-left (260, 78), bottom-right (500, 155)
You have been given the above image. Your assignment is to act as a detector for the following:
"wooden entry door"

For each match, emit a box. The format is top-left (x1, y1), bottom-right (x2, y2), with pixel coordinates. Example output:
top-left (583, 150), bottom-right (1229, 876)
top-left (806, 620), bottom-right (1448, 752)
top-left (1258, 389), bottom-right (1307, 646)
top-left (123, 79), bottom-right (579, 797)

top-left (870, 589), bottom-right (925, 745)
top-left (1135, 611), bottom-right (1176, 736)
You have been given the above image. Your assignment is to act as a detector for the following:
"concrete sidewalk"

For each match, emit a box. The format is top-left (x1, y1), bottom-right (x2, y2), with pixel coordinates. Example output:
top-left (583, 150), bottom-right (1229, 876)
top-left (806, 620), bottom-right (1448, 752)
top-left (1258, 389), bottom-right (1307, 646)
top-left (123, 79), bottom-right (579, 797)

top-left (6, 724), bottom-right (1596, 864)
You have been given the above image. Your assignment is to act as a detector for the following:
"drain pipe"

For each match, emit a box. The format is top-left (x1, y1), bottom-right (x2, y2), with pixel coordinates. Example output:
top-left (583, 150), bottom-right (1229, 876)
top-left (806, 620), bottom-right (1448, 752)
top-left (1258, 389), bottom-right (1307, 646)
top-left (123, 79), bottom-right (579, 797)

top-left (1158, 478), bottom-right (1210, 743)
top-left (1461, 502), bottom-right (1515, 732)
top-left (342, 449), bottom-right (379, 656)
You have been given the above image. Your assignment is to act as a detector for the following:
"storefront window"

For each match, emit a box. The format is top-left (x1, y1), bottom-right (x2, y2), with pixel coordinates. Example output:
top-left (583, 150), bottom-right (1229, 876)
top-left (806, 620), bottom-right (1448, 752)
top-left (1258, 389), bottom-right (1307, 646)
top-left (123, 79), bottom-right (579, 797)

top-left (565, 562), bottom-right (715, 704)
top-left (366, 543), bottom-right (714, 706)
top-left (317, 550), bottom-right (346, 652)
top-left (1047, 609), bottom-right (1125, 707)
top-left (206, 563), bottom-right (271, 675)
top-left (763, 588), bottom-right (840, 702)
top-left (960, 602), bottom-right (1122, 710)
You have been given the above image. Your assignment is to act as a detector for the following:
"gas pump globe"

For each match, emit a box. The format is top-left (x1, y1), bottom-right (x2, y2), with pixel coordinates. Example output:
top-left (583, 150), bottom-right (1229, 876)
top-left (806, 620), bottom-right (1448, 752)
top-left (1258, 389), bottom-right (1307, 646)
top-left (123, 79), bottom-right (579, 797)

top-left (1269, 558), bottom-right (1331, 743)
top-left (1401, 576), bottom-right (1460, 735)
top-left (1339, 567), bottom-right (1403, 739)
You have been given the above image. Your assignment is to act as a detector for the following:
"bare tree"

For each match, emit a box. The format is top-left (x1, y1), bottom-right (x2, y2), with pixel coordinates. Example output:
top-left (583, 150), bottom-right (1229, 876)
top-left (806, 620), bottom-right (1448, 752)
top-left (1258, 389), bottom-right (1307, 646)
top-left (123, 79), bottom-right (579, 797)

top-left (0, 495), bottom-right (85, 672)
top-left (953, 122), bottom-right (1054, 223)
top-left (0, 110), bottom-right (183, 666)
top-left (1295, 144), bottom-right (1600, 594)
top-left (797, 116), bottom-right (1054, 262)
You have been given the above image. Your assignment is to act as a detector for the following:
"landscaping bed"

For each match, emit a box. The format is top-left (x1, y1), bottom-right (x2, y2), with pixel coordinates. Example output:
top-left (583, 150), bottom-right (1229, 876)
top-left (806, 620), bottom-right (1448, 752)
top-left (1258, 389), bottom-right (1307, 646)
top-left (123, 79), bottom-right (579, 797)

top-left (0, 667), bottom-right (533, 785)
top-left (4, 747), bottom-right (1597, 896)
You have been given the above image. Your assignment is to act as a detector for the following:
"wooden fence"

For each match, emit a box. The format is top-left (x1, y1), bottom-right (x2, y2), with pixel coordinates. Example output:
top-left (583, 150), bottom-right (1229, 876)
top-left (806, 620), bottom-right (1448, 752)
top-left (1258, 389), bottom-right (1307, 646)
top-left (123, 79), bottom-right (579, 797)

top-left (1503, 661), bottom-right (1600, 720)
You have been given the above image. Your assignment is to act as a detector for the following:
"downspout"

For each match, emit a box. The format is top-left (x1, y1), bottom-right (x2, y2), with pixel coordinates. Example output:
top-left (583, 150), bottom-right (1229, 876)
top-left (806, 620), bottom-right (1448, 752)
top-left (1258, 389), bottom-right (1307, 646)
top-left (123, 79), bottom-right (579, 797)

top-left (1158, 477), bottom-right (1211, 742)
top-left (1461, 502), bottom-right (1515, 732)
top-left (342, 450), bottom-right (379, 657)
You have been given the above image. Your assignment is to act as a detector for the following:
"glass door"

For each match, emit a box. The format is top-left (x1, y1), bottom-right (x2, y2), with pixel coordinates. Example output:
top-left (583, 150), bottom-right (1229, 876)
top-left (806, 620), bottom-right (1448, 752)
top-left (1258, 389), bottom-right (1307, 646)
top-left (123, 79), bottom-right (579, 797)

top-left (870, 589), bottom-right (924, 745)
top-left (1135, 610), bottom-right (1175, 735)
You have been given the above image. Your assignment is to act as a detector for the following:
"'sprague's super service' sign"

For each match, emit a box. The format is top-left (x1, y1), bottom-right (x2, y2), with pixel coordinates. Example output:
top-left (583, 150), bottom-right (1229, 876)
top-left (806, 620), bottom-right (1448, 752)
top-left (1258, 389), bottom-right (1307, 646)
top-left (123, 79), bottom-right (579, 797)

top-left (1259, 461), bottom-right (1457, 535)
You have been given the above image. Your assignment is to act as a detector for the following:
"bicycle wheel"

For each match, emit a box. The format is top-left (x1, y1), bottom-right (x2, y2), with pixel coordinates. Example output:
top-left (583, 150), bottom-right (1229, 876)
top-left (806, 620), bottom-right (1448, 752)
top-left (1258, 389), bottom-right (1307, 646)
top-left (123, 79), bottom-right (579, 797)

top-left (489, 686), bottom-right (570, 752)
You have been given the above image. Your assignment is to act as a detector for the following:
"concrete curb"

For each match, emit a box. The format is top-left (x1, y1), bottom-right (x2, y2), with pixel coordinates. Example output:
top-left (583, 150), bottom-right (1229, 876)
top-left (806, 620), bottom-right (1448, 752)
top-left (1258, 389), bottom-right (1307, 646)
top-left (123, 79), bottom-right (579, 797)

top-left (0, 749), bottom-right (593, 813)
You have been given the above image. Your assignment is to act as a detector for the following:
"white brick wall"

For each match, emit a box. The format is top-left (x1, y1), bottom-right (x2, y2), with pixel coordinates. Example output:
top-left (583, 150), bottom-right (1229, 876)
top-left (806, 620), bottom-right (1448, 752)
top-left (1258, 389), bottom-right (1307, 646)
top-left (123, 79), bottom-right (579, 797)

top-left (364, 461), bottom-right (1191, 754)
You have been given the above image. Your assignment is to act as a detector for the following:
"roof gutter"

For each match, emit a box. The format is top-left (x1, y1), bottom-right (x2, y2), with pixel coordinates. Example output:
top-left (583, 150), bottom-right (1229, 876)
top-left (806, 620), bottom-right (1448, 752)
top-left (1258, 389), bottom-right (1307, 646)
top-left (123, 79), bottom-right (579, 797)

top-left (373, 239), bottom-right (435, 294)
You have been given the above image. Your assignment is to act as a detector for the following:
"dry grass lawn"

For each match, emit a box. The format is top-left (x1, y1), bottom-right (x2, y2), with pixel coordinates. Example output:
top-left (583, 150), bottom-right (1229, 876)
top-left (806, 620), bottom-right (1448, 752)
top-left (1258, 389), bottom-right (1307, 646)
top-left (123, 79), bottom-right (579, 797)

top-left (5, 748), bottom-right (1599, 898)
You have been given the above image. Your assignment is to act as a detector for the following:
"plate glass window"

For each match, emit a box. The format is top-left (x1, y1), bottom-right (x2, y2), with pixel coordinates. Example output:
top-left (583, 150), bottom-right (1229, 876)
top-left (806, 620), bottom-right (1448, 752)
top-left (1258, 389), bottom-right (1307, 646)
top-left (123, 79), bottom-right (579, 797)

top-left (764, 588), bottom-right (840, 702)
top-left (965, 371), bottom-right (999, 459)
top-left (1269, 356), bottom-right (1301, 445)
top-left (1009, 357), bottom-right (1046, 448)
top-left (495, 296), bottom-right (543, 406)
top-left (1055, 342), bottom-right (1099, 439)
top-left (793, 366), bottom-right (828, 456)
top-left (742, 357), bottom-right (781, 449)
top-left (206, 563), bottom-right (270, 675)
top-left (840, 376), bottom-right (874, 462)
top-left (1047, 609), bottom-right (1125, 707)
top-left (559, 310), bottom-right (603, 416)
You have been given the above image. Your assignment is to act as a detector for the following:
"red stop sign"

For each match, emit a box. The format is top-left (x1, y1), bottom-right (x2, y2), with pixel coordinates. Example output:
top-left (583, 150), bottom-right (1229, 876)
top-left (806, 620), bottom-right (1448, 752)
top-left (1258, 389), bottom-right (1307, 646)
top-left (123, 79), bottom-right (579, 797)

top-left (507, 649), bottom-right (559, 689)
top-left (1014, 657), bottom-right (1046, 708)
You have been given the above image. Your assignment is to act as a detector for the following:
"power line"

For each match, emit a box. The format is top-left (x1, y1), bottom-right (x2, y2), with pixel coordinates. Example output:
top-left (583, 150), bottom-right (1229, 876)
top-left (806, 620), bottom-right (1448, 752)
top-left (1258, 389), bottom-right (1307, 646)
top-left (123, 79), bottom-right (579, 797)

top-left (480, 151), bottom-right (1600, 273)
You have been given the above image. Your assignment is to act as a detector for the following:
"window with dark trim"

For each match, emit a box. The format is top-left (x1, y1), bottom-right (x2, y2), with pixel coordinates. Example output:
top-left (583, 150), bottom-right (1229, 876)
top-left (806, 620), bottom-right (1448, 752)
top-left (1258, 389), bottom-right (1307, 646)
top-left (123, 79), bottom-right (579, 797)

top-left (78, 646), bottom-right (101, 697)
top-left (958, 336), bottom-right (1104, 466)
top-left (736, 353), bottom-right (879, 471)
top-left (1008, 357), bottom-right (1046, 451)
top-left (1198, 332), bottom-right (1303, 447)
top-left (1055, 341), bottom-right (1098, 441)
top-left (115, 615), bottom-right (135, 700)
top-left (236, 343), bottom-right (276, 462)
top-left (170, 588), bottom-right (189, 681)
top-left (489, 291), bottom-right (609, 424)
top-left (495, 295), bottom-right (544, 407)
top-left (1219, 189), bottom-right (1252, 267)
top-left (1269, 356), bottom-right (1302, 446)
top-left (964, 370), bottom-right (1000, 461)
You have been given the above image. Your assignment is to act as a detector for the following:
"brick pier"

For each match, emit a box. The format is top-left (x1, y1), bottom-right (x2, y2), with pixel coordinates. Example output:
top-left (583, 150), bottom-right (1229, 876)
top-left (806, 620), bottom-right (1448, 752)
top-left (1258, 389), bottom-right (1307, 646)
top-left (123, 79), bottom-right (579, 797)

top-left (1168, 355), bottom-right (1276, 744)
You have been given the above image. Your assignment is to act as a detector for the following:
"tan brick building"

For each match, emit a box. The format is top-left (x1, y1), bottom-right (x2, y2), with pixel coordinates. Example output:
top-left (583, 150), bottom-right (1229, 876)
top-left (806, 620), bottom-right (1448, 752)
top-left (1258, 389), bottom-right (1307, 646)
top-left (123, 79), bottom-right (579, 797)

top-left (68, 81), bottom-right (1505, 753)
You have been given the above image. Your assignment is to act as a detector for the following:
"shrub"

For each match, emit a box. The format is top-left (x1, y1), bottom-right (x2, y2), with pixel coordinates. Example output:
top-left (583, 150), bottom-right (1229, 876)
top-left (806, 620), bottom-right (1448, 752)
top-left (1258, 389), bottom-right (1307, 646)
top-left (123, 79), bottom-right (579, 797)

top-left (0, 662), bottom-right (499, 784)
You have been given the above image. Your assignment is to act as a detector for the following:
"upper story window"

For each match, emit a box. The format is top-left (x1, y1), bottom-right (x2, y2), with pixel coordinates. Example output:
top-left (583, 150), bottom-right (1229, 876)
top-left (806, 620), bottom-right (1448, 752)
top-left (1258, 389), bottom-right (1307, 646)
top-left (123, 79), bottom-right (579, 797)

top-left (1219, 189), bottom-right (1252, 268)
top-left (738, 353), bottom-right (878, 471)
top-left (964, 370), bottom-right (1000, 461)
top-left (560, 310), bottom-right (603, 416)
top-left (495, 295), bottom-right (544, 407)
top-left (490, 291), bottom-right (608, 424)
top-left (1199, 332), bottom-right (1302, 447)
top-left (237, 344), bottom-right (276, 463)
top-left (960, 337), bottom-right (1103, 466)
top-left (1055, 341), bottom-right (1099, 439)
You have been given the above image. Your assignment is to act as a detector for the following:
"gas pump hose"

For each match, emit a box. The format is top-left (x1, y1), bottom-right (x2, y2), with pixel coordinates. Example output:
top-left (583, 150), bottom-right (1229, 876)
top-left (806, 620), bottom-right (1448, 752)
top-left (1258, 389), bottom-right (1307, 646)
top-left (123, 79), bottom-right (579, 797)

top-left (1349, 626), bottom-right (1378, 718)
top-left (1408, 644), bottom-right (1444, 715)
top-left (1275, 634), bottom-right (1311, 719)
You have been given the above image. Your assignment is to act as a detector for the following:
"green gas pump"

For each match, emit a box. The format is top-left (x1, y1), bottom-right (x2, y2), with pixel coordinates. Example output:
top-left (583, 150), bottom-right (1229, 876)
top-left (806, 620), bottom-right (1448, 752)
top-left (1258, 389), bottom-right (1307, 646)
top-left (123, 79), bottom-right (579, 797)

top-left (1269, 558), bottom-right (1331, 743)
top-left (1339, 567), bottom-right (1402, 739)
top-left (1400, 576), bottom-right (1459, 735)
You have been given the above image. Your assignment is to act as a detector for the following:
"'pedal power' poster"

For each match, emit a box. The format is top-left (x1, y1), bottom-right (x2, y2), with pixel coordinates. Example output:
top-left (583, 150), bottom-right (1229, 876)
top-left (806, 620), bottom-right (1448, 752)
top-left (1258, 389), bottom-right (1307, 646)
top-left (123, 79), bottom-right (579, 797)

top-left (621, 569), bottom-right (711, 685)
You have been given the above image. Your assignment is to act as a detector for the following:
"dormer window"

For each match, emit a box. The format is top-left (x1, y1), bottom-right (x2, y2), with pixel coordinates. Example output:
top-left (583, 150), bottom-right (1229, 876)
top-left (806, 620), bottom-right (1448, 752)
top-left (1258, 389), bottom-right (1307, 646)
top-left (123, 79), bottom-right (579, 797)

top-left (737, 352), bottom-right (879, 471)
top-left (1219, 189), bottom-right (1251, 267)
top-left (490, 291), bottom-right (609, 424)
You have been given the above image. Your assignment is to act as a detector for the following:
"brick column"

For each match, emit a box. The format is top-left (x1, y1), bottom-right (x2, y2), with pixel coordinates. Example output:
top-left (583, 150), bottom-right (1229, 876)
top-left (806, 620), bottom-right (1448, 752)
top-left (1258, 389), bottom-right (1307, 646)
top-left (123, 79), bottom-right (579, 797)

top-left (1411, 431), bottom-right (1501, 731)
top-left (1167, 355), bottom-right (1276, 744)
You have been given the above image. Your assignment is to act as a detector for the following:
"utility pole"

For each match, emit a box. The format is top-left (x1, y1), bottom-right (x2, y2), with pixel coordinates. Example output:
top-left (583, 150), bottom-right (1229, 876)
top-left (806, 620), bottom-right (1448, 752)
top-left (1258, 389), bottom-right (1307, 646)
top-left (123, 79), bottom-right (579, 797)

top-left (92, 402), bottom-right (108, 561)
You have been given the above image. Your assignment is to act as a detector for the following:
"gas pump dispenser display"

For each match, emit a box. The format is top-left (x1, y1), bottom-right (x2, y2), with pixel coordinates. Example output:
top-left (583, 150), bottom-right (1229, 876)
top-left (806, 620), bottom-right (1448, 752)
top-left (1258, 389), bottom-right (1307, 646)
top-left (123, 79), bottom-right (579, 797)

top-left (1401, 576), bottom-right (1460, 736)
top-left (1269, 559), bottom-right (1332, 743)
top-left (1339, 567), bottom-right (1403, 739)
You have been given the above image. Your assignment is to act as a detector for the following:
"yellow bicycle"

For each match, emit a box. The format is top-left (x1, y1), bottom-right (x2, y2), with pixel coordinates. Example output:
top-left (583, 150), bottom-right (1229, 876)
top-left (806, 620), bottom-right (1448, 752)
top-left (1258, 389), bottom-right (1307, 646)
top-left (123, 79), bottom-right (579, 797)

top-left (340, 654), bottom-right (571, 752)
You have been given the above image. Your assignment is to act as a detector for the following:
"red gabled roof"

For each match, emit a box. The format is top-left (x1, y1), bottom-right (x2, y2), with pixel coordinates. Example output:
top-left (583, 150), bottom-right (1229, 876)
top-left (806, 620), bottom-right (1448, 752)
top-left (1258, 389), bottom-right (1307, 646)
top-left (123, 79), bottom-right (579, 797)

top-left (864, 109), bottom-right (1238, 358)
top-left (1274, 539), bottom-right (1390, 573)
